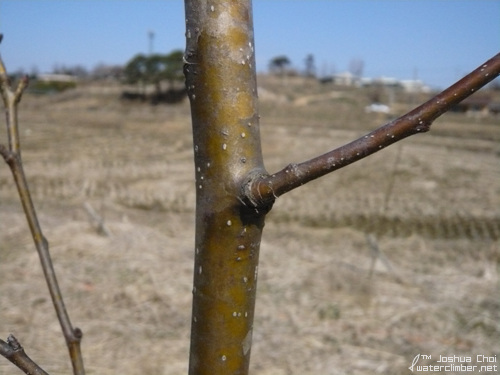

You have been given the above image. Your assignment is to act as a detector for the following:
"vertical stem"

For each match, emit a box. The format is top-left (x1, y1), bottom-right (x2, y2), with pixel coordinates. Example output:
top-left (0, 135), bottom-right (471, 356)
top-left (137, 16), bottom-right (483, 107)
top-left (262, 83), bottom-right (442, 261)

top-left (1, 59), bottom-right (85, 375)
top-left (9, 154), bottom-right (85, 375)
top-left (184, 1), bottom-right (271, 373)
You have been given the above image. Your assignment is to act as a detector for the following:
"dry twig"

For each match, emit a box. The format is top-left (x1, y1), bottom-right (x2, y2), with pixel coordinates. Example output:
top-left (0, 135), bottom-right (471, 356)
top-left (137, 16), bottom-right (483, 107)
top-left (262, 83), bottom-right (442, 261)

top-left (0, 335), bottom-right (50, 375)
top-left (0, 35), bottom-right (85, 375)
top-left (84, 202), bottom-right (111, 237)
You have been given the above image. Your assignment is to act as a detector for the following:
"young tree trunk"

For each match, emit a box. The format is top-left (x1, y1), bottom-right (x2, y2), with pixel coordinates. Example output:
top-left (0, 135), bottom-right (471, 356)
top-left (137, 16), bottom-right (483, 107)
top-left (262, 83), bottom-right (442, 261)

top-left (184, 1), bottom-right (271, 373)
top-left (183, 1), bottom-right (500, 374)
top-left (0, 5), bottom-right (499, 375)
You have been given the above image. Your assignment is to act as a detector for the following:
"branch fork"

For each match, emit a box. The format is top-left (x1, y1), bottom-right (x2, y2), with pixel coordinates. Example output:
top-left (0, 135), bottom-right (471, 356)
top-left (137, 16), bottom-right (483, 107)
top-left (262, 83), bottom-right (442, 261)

top-left (0, 335), bottom-right (50, 375)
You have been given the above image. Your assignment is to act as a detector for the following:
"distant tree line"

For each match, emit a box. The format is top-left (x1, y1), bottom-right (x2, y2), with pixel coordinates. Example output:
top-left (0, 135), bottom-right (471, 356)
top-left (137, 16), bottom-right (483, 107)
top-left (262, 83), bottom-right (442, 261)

top-left (121, 49), bottom-right (186, 104)
top-left (123, 50), bottom-right (184, 93)
top-left (268, 54), bottom-right (318, 78)
top-left (268, 53), bottom-right (365, 81)
top-left (9, 49), bottom-right (187, 104)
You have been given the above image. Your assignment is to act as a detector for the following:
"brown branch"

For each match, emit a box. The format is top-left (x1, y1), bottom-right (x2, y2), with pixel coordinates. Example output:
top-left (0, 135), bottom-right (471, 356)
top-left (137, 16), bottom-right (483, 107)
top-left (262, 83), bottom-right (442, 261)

top-left (0, 335), bottom-right (50, 375)
top-left (243, 52), bottom-right (500, 208)
top-left (0, 42), bottom-right (85, 375)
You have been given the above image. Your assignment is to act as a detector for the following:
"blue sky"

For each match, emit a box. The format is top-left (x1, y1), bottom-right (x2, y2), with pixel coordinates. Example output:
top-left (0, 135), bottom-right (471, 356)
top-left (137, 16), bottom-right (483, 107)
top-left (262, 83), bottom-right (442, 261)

top-left (0, 0), bottom-right (498, 89)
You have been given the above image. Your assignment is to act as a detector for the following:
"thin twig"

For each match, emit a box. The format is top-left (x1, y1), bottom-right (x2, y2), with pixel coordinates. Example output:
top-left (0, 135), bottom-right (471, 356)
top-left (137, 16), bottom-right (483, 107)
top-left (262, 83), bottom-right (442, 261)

top-left (0, 45), bottom-right (85, 375)
top-left (382, 143), bottom-right (403, 213)
top-left (84, 202), bottom-right (111, 236)
top-left (366, 234), bottom-right (403, 284)
top-left (0, 335), bottom-right (50, 375)
top-left (244, 53), bottom-right (500, 208)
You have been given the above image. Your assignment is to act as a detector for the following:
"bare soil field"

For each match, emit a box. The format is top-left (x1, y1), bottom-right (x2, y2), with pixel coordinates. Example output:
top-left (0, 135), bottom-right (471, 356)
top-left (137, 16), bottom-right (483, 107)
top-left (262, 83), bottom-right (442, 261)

top-left (1, 77), bottom-right (499, 374)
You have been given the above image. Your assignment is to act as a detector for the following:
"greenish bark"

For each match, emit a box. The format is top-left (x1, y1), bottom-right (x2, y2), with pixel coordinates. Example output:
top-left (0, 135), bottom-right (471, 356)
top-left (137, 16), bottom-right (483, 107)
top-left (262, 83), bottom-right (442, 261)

top-left (184, 1), bottom-right (272, 373)
top-left (182, 2), bottom-right (500, 374)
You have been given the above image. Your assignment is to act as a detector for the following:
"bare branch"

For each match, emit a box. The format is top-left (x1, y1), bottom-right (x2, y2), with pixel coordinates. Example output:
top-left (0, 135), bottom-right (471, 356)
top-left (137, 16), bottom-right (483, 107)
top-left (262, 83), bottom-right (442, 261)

top-left (14, 75), bottom-right (30, 104)
top-left (243, 53), bottom-right (500, 208)
top-left (0, 335), bottom-right (50, 375)
top-left (84, 202), bottom-right (111, 236)
top-left (0, 49), bottom-right (86, 375)
top-left (0, 143), bottom-right (10, 160)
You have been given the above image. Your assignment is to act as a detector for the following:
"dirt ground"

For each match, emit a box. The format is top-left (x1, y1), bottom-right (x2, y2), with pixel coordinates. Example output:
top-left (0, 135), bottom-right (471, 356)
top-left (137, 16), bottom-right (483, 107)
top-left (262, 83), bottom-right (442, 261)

top-left (1, 77), bottom-right (499, 375)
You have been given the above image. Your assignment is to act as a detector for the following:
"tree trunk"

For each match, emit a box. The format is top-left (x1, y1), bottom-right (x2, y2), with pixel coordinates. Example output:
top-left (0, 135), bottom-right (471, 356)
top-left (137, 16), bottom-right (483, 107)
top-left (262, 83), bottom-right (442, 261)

top-left (0, 6), bottom-right (499, 375)
top-left (184, 1), bottom-right (271, 373)
top-left (183, 2), bottom-right (500, 374)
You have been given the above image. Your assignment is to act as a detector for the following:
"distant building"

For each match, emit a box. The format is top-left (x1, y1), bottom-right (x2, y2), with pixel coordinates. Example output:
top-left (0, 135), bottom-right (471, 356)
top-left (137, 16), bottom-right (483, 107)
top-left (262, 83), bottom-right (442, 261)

top-left (320, 72), bottom-right (431, 93)
top-left (38, 74), bottom-right (78, 83)
top-left (361, 76), bottom-right (400, 88)
top-left (400, 79), bottom-right (431, 93)
top-left (361, 76), bottom-right (431, 93)
top-left (365, 103), bottom-right (390, 114)
top-left (332, 72), bottom-right (357, 86)
top-left (319, 71), bottom-right (359, 87)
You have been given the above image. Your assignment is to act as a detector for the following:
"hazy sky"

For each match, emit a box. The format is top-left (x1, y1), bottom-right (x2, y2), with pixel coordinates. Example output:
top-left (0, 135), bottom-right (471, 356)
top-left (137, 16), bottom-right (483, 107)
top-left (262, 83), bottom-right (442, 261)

top-left (0, 0), bottom-right (498, 89)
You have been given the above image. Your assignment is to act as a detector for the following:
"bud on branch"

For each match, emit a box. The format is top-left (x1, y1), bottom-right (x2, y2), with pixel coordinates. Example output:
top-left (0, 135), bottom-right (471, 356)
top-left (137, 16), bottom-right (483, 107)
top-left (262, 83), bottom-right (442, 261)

top-left (243, 53), bottom-right (500, 208)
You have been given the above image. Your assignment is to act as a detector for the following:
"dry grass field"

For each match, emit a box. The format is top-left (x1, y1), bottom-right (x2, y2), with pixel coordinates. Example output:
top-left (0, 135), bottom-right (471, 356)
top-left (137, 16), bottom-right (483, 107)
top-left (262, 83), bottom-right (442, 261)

top-left (1, 76), bottom-right (499, 374)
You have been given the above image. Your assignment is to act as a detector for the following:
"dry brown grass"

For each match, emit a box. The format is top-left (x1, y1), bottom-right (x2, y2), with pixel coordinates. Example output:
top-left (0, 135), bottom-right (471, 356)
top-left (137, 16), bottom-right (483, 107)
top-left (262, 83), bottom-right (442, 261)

top-left (1, 79), bottom-right (499, 374)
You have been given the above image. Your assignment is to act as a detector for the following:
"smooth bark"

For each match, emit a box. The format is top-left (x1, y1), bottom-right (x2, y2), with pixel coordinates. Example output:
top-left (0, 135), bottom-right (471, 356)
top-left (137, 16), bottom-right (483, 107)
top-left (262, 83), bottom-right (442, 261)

top-left (184, 1), bottom-right (270, 374)
top-left (184, 2), bottom-right (500, 374)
